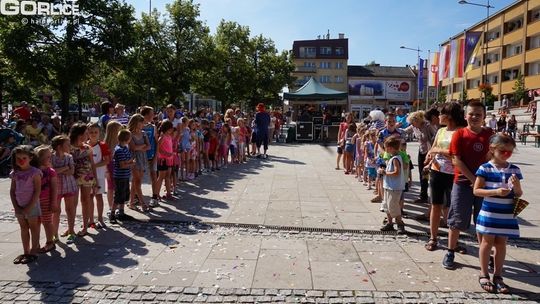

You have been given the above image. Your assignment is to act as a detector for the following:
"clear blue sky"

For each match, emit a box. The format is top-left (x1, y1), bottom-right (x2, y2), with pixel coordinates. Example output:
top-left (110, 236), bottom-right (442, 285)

top-left (131, 0), bottom-right (515, 67)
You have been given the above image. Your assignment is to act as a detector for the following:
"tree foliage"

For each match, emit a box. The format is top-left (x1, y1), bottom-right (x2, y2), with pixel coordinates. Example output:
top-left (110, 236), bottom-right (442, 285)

top-left (512, 73), bottom-right (526, 104)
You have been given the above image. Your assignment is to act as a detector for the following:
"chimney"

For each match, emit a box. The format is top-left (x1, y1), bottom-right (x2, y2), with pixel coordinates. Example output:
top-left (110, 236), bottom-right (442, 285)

top-left (327, 29), bottom-right (330, 39)
top-left (317, 35), bottom-right (320, 39)
top-left (338, 33), bottom-right (344, 39)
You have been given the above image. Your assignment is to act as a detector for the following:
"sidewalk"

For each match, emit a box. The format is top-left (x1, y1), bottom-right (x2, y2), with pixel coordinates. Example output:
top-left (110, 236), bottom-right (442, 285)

top-left (0, 142), bottom-right (539, 303)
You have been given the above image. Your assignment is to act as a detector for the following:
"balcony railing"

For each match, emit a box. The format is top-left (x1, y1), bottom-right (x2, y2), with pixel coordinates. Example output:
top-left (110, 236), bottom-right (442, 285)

top-left (294, 66), bottom-right (317, 73)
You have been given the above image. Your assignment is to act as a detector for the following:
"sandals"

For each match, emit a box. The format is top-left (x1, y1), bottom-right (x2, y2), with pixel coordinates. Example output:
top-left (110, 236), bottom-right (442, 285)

top-left (77, 230), bottom-right (88, 237)
top-left (479, 274), bottom-right (495, 293)
top-left (13, 254), bottom-right (25, 264)
top-left (493, 275), bottom-right (510, 294)
top-left (38, 241), bottom-right (56, 254)
top-left (20, 254), bottom-right (38, 264)
top-left (370, 196), bottom-right (382, 203)
top-left (425, 238), bottom-right (438, 251)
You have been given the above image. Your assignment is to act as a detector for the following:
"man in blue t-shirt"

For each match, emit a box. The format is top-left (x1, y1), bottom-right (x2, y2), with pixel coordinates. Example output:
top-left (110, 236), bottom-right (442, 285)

top-left (254, 103), bottom-right (271, 159)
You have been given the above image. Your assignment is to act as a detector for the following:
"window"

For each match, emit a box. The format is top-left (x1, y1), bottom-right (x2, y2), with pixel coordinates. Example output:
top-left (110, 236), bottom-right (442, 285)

top-left (527, 61), bottom-right (540, 76)
top-left (319, 75), bottom-right (331, 83)
top-left (335, 62), bottom-right (344, 69)
top-left (319, 62), bottom-right (331, 69)
top-left (485, 51), bottom-right (499, 64)
top-left (320, 47), bottom-right (332, 55)
top-left (530, 7), bottom-right (540, 22)
top-left (487, 73), bottom-right (498, 84)
top-left (504, 42), bottom-right (522, 58)
top-left (529, 34), bottom-right (540, 50)
top-left (299, 47), bottom-right (316, 58)
top-left (334, 76), bottom-right (344, 83)
top-left (505, 17), bottom-right (523, 34)
top-left (335, 47), bottom-right (344, 55)
top-left (487, 28), bottom-right (500, 41)
top-left (303, 61), bottom-right (316, 68)
top-left (502, 67), bottom-right (520, 81)
top-left (453, 82), bottom-right (463, 93)
top-left (467, 78), bottom-right (481, 89)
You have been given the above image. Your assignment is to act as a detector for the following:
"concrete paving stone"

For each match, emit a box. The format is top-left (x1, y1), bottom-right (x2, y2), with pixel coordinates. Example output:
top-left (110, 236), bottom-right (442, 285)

top-left (340, 291), bottom-right (354, 297)
top-left (264, 288), bottom-right (279, 295)
top-left (207, 235), bottom-right (261, 260)
top-left (202, 287), bottom-right (219, 295)
top-left (218, 288), bottom-right (235, 295)
top-left (193, 294), bottom-right (208, 302)
top-left (252, 249), bottom-right (312, 289)
top-left (329, 298), bottom-right (343, 304)
top-left (306, 290), bottom-right (324, 297)
top-left (316, 298), bottom-right (330, 304)
top-left (183, 286), bottom-right (200, 294)
top-left (193, 259), bottom-right (257, 288)
top-left (372, 291), bottom-right (388, 298)
top-left (308, 240), bottom-right (360, 262)
top-left (14, 293), bottom-right (33, 301)
top-left (105, 292), bottom-right (119, 299)
top-left (235, 288), bottom-right (251, 295)
top-left (386, 292), bottom-right (402, 298)
top-left (311, 261), bottom-right (375, 290)
top-left (326, 291), bottom-right (339, 297)
top-left (177, 294), bottom-right (196, 302)
top-left (256, 295), bottom-right (273, 302)
top-left (355, 297), bottom-right (376, 304)
top-left (250, 288), bottom-right (265, 295)
top-left (222, 295), bottom-right (238, 302)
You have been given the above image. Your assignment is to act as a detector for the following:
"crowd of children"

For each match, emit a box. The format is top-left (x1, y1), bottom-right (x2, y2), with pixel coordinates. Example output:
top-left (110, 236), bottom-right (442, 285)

top-left (9, 103), bottom-right (272, 265)
top-left (337, 101), bottom-right (525, 294)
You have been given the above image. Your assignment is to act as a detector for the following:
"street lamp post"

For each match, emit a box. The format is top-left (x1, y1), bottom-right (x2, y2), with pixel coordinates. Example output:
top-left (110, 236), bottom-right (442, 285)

top-left (459, 0), bottom-right (494, 103)
top-left (400, 46), bottom-right (423, 110)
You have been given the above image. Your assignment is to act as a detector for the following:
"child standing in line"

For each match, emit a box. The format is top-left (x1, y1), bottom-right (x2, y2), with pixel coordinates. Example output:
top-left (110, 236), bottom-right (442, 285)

top-left (51, 135), bottom-right (77, 243)
top-left (70, 123), bottom-right (97, 237)
top-left (110, 129), bottom-right (135, 224)
top-left (156, 121), bottom-right (174, 200)
top-left (400, 141), bottom-right (413, 217)
top-left (171, 128), bottom-right (180, 193)
top-left (237, 118), bottom-right (247, 163)
top-left (201, 119), bottom-right (211, 172)
top-left (188, 120), bottom-right (198, 179)
top-left (353, 126), bottom-right (365, 180)
top-left (141, 106), bottom-right (159, 207)
top-left (104, 121), bottom-right (122, 213)
top-left (128, 114), bottom-right (150, 211)
top-left (379, 137), bottom-right (407, 234)
top-left (88, 123), bottom-right (111, 229)
top-left (10, 145), bottom-right (42, 264)
top-left (35, 145), bottom-right (58, 253)
top-left (473, 134), bottom-right (523, 294)
top-left (364, 131), bottom-right (377, 190)
top-left (230, 126), bottom-right (239, 164)
top-left (343, 123), bottom-right (357, 174)
top-left (179, 117), bottom-right (191, 181)
top-left (219, 124), bottom-right (232, 167)
top-left (208, 129), bottom-right (219, 171)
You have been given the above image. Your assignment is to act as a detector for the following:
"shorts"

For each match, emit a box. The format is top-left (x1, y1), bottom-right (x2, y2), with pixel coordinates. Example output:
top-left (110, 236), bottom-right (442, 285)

top-left (345, 143), bottom-right (354, 153)
top-left (208, 153), bottom-right (215, 161)
top-left (382, 189), bottom-right (402, 218)
top-left (15, 202), bottom-right (41, 219)
top-left (58, 192), bottom-right (76, 200)
top-left (367, 167), bottom-right (377, 179)
top-left (113, 178), bottom-right (130, 205)
top-left (204, 142), bottom-right (210, 152)
top-left (447, 182), bottom-right (483, 231)
top-left (148, 158), bottom-right (157, 172)
top-left (95, 178), bottom-right (106, 195)
top-left (77, 175), bottom-right (95, 188)
top-left (157, 158), bottom-right (170, 171)
top-left (337, 146), bottom-right (343, 154)
top-left (429, 170), bottom-right (454, 206)
top-left (229, 145), bottom-right (236, 156)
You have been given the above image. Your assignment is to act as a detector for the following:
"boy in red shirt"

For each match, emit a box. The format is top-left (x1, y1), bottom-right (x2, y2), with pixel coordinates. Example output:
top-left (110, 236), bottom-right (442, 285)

top-left (443, 101), bottom-right (494, 269)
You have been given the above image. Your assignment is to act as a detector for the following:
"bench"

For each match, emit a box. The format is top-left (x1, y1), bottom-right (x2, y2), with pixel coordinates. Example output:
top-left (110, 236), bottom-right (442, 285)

top-left (518, 124), bottom-right (539, 145)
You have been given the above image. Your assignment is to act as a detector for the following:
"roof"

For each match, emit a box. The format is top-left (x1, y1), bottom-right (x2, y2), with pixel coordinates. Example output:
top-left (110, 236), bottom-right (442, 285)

top-left (284, 77), bottom-right (347, 100)
top-left (348, 65), bottom-right (416, 78)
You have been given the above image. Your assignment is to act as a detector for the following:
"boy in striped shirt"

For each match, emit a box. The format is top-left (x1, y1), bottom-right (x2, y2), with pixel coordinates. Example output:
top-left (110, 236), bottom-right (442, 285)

top-left (110, 129), bottom-right (135, 223)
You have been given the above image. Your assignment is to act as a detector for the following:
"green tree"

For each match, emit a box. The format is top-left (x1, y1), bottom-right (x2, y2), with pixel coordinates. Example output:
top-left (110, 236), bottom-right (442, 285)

top-left (512, 73), bottom-right (526, 106)
top-left (460, 87), bottom-right (468, 102)
top-left (437, 88), bottom-right (447, 103)
top-left (0, 0), bottom-right (136, 123)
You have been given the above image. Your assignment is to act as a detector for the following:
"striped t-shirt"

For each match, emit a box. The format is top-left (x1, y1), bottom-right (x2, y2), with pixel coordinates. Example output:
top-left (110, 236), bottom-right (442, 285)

top-left (113, 144), bottom-right (132, 179)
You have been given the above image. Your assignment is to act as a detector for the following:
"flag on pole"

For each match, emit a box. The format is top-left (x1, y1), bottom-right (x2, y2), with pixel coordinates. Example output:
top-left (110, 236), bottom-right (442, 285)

top-left (464, 31), bottom-right (482, 70)
top-left (418, 58), bottom-right (424, 92)
top-left (448, 39), bottom-right (465, 79)
top-left (438, 44), bottom-right (450, 80)
top-left (429, 52), bottom-right (439, 87)
top-left (465, 35), bottom-right (483, 73)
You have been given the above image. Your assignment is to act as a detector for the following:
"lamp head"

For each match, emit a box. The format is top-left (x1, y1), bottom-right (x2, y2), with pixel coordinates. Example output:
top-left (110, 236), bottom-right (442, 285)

top-left (400, 46), bottom-right (405, 49)
top-left (458, 0), bottom-right (468, 4)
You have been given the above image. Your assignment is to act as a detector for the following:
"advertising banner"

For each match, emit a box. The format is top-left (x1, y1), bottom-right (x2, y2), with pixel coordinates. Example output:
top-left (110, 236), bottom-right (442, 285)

top-left (348, 80), bottom-right (385, 99)
top-left (386, 81), bottom-right (411, 100)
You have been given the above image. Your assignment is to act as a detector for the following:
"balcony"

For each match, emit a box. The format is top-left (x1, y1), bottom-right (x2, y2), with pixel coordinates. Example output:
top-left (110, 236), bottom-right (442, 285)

top-left (294, 66), bottom-right (317, 73)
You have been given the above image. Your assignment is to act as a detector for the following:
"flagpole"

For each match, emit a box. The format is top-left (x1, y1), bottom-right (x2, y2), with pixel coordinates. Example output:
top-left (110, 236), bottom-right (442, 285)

top-left (462, 30), bottom-right (467, 104)
top-left (426, 50), bottom-right (430, 111)
top-left (436, 44), bottom-right (440, 106)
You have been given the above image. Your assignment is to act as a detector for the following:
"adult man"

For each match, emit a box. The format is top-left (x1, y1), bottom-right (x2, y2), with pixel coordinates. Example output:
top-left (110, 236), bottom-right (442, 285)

top-left (254, 103), bottom-right (271, 159)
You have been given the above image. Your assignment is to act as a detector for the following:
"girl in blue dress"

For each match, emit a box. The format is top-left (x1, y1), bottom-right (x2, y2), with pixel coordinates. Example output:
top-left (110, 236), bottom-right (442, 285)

top-left (473, 134), bottom-right (523, 294)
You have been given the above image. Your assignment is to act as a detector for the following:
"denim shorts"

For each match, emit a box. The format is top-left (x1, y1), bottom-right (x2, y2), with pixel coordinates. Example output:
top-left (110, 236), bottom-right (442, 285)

top-left (447, 182), bottom-right (483, 231)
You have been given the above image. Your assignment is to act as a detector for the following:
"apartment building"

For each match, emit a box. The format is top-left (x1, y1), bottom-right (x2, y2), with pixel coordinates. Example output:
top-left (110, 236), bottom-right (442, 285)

top-left (441, 0), bottom-right (540, 105)
top-left (291, 33), bottom-right (349, 93)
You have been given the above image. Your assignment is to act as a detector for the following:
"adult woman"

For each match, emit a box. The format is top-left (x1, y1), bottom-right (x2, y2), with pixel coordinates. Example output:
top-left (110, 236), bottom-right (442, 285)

top-left (424, 102), bottom-right (466, 251)
top-left (336, 112), bottom-right (354, 170)
top-left (403, 111), bottom-right (438, 204)
top-left (506, 114), bottom-right (517, 139)
top-left (496, 116), bottom-right (507, 133)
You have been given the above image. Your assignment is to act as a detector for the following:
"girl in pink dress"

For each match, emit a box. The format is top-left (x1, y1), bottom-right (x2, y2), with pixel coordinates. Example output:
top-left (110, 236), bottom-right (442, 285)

top-left (156, 121), bottom-right (175, 200)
